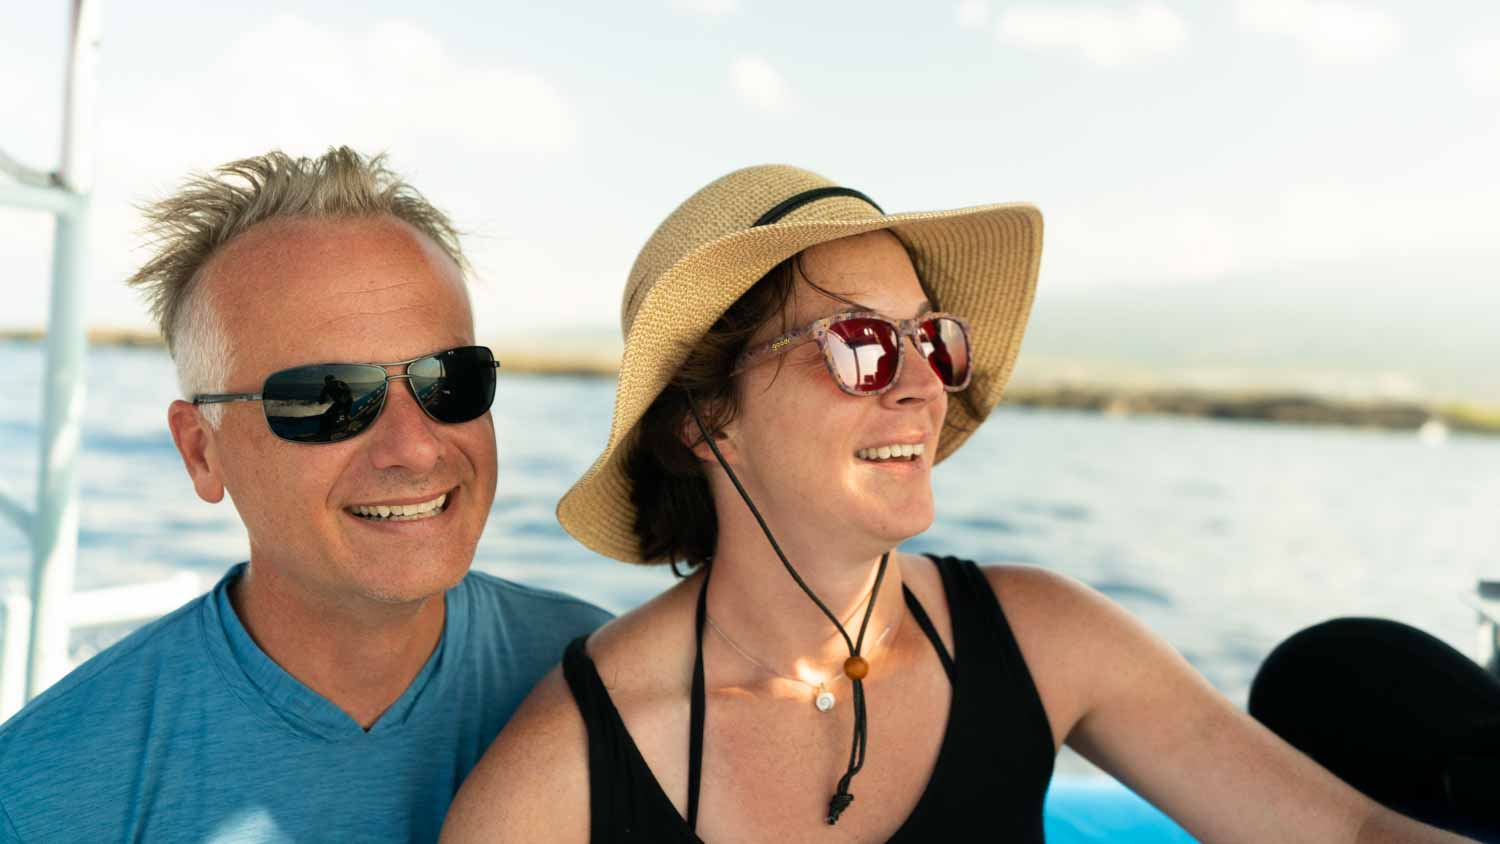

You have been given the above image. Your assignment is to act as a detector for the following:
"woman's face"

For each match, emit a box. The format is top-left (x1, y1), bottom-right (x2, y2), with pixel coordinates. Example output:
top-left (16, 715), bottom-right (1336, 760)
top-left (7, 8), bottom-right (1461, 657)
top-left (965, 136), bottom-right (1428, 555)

top-left (722, 230), bottom-right (948, 556)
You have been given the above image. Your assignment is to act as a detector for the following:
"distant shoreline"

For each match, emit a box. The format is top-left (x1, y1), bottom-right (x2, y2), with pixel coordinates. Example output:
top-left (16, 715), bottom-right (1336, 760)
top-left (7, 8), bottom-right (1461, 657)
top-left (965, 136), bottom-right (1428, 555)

top-left (4, 329), bottom-right (1496, 436)
top-left (0, 328), bottom-right (623, 377)
top-left (1000, 387), bottom-right (1500, 437)
top-left (1, 327), bottom-right (169, 348)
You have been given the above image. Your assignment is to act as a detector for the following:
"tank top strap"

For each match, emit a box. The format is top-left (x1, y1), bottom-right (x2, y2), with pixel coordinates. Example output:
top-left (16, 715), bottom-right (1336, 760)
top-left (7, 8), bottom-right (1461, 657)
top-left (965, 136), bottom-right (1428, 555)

top-left (687, 567), bottom-right (710, 832)
top-left (924, 554), bottom-right (1054, 751)
top-left (928, 555), bottom-right (994, 659)
top-left (903, 585), bottom-right (956, 683)
top-left (562, 635), bottom-right (704, 843)
top-left (561, 635), bottom-right (624, 836)
top-left (874, 556), bottom-right (1055, 842)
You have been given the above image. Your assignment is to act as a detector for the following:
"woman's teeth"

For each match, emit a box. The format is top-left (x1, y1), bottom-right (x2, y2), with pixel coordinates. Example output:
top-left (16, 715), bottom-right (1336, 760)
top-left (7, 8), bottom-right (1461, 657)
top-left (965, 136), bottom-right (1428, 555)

top-left (856, 443), bottom-right (924, 462)
top-left (350, 493), bottom-right (448, 521)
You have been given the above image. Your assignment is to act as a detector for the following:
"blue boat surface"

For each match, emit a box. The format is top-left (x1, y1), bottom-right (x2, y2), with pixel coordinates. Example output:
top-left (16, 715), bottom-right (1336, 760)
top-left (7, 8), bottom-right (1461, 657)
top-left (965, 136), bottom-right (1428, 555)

top-left (1045, 776), bottom-right (1196, 843)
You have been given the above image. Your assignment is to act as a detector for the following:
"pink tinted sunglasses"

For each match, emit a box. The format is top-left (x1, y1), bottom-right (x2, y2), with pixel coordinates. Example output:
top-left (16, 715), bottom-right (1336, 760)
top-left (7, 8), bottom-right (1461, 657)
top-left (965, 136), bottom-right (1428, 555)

top-left (734, 311), bottom-right (973, 396)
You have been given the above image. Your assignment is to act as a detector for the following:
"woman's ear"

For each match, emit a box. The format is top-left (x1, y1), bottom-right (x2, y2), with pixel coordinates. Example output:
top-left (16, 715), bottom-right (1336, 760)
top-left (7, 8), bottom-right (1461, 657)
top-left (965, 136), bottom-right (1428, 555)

top-left (679, 404), bottom-right (738, 467)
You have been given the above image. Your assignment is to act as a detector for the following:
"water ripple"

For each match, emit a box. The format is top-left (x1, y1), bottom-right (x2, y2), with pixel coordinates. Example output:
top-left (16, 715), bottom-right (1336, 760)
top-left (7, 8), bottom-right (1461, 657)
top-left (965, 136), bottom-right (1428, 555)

top-left (1093, 580), bottom-right (1173, 607)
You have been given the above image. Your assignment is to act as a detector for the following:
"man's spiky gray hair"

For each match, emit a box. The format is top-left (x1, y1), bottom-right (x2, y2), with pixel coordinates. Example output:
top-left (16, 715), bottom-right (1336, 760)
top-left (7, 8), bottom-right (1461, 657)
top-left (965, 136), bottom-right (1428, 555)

top-left (126, 147), bottom-right (469, 420)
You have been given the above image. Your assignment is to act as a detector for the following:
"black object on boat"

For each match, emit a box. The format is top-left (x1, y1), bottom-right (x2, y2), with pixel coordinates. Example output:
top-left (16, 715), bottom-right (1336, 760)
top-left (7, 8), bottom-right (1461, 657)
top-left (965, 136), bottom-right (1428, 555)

top-left (1250, 617), bottom-right (1500, 843)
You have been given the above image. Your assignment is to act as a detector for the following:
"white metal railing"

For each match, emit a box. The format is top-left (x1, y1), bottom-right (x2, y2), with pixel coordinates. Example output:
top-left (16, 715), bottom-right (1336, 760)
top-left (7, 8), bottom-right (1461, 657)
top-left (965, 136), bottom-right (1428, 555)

top-left (0, 2), bottom-right (216, 724)
top-left (0, 0), bottom-right (102, 716)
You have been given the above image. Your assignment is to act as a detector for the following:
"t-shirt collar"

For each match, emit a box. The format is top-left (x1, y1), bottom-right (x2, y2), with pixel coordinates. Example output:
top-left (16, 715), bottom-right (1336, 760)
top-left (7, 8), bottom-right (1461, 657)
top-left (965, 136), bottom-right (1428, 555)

top-left (201, 562), bottom-right (466, 740)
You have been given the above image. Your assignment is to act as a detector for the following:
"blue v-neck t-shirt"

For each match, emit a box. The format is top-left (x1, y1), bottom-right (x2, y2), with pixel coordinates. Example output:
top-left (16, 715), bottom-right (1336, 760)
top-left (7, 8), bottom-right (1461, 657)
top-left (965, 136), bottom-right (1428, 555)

top-left (0, 563), bottom-right (610, 842)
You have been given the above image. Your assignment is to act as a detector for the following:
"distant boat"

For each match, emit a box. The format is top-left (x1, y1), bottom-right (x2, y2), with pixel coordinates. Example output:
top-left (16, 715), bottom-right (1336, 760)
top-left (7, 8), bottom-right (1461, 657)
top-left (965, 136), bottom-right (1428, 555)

top-left (1419, 417), bottom-right (1449, 445)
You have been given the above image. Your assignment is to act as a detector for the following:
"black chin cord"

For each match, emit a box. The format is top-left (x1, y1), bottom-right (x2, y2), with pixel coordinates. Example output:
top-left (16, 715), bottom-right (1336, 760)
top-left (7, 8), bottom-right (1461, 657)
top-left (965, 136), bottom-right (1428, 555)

top-left (687, 396), bottom-right (890, 825)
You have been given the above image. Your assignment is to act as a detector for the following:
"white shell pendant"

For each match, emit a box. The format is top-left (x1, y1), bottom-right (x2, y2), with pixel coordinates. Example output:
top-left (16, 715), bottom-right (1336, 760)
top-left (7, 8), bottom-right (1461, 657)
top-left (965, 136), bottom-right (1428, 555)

top-left (814, 684), bottom-right (836, 712)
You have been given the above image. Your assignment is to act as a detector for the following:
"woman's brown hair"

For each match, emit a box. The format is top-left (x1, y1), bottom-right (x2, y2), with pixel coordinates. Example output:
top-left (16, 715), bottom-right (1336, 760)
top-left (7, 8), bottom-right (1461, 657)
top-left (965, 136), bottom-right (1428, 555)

top-left (624, 240), bottom-right (977, 572)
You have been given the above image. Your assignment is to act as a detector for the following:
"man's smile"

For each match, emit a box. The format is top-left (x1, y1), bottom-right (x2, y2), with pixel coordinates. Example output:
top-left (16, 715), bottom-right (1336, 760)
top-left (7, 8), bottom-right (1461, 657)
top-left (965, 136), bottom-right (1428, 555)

top-left (346, 488), bottom-right (455, 522)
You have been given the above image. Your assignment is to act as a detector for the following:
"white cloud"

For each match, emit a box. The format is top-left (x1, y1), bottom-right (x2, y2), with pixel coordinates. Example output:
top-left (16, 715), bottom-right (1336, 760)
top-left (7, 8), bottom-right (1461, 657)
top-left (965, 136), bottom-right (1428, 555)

top-left (1047, 209), bottom-right (1242, 286)
top-left (1458, 38), bottom-right (1500, 95)
top-left (1046, 184), bottom-right (1500, 291)
top-left (1236, 0), bottom-right (1402, 64)
top-left (997, 2), bottom-right (1188, 67)
top-left (669, 0), bottom-right (741, 16)
top-left (465, 236), bottom-right (612, 337)
top-left (165, 16), bottom-right (577, 159)
top-left (730, 55), bottom-right (792, 114)
top-left (1266, 186), bottom-right (1497, 265)
top-left (2, 15), bottom-right (580, 331)
top-left (956, 0), bottom-right (991, 31)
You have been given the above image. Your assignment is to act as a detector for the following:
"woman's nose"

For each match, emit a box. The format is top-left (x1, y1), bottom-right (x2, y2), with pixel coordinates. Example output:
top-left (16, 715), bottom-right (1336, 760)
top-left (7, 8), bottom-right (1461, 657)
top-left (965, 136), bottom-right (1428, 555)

top-left (883, 336), bottom-right (945, 406)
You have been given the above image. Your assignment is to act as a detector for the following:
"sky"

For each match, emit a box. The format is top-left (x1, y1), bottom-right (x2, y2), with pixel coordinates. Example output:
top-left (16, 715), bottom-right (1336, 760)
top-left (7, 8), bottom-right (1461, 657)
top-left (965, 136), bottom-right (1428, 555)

top-left (2, 1), bottom-right (1497, 396)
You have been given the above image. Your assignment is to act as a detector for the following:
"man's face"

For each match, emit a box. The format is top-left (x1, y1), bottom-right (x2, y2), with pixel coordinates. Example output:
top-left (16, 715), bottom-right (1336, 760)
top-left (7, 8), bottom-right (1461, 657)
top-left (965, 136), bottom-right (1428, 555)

top-left (191, 216), bottom-right (497, 608)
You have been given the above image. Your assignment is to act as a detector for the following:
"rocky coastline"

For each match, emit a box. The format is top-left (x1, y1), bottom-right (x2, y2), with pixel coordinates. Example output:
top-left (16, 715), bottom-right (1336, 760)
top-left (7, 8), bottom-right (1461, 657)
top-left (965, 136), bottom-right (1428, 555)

top-left (999, 386), bottom-right (1500, 436)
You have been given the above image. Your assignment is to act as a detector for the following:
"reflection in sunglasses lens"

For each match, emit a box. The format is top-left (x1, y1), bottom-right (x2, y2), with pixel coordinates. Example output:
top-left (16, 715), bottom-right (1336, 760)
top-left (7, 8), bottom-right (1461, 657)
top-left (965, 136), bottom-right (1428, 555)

top-left (829, 319), bottom-right (900, 394)
top-left (921, 317), bottom-right (970, 387)
top-left (410, 347), bottom-right (496, 423)
top-left (263, 364), bottom-right (389, 443)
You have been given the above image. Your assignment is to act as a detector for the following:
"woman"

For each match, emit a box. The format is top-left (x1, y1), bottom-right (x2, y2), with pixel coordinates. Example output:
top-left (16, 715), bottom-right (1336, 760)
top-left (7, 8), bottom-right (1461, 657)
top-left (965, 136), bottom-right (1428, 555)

top-left (444, 166), bottom-right (1468, 842)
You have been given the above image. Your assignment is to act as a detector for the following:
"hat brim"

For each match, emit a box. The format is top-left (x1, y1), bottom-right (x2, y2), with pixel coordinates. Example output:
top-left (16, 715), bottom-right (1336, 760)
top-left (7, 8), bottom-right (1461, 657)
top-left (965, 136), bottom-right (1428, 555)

top-left (557, 202), bottom-right (1042, 564)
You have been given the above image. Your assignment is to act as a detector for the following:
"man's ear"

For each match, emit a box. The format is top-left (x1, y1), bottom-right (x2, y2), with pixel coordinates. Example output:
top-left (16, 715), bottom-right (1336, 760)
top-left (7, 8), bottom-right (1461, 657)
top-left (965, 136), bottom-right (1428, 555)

top-left (167, 400), bottom-right (225, 503)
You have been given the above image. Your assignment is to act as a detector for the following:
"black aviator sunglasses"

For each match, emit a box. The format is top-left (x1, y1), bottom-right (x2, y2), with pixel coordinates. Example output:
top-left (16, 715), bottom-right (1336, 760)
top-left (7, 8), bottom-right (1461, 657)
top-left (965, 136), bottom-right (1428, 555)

top-left (193, 345), bottom-right (500, 444)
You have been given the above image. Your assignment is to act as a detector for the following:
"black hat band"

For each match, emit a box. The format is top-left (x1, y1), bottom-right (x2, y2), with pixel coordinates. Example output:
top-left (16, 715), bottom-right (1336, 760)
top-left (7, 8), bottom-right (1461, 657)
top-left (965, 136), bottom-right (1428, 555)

top-left (752, 186), bottom-right (885, 227)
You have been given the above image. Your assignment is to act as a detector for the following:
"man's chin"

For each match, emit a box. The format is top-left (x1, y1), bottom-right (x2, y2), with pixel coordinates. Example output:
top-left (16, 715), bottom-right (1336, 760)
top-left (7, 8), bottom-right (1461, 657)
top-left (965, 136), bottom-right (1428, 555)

top-left (343, 552), bottom-right (474, 607)
top-left (336, 509), bottom-right (484, 602)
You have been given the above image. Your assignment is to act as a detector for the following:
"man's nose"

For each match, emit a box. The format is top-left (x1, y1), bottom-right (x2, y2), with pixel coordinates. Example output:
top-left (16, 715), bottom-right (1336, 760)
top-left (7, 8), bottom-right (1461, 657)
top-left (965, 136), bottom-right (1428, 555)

top-left (363, 375), bottom-right (443, 472)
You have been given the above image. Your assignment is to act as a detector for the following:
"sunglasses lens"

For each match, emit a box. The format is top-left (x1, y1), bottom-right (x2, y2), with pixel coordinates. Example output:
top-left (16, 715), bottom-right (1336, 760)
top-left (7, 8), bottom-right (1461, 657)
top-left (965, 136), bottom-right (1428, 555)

top-left (263, 364), bottom-right (388, 443)
top-left (407, 346), bottom-right (497, 424)
top-left (827, 318), bottom-right (900, 394)
top-left (918, 317), bottom-right (971, 388)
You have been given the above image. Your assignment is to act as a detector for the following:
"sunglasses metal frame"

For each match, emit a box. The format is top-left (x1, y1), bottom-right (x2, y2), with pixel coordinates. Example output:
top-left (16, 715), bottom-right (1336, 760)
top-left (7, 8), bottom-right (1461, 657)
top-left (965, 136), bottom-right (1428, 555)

top-left (733, 311), bottom-right (973, 397)
top-left (192, 345), bottom-right (501, 442)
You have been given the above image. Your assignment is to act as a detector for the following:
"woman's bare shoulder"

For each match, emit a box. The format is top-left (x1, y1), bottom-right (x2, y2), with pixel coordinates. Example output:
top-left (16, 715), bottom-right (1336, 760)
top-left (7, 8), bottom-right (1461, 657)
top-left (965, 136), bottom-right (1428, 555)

top-left (975, 563), bottom-right (1159, 745)
top-left (973, 569), bottom-right (1467, 843)
top-left (980, 563), bottom-right (1110, 621)
top-left (584, 573), bottom-right (703, 800)
top-left (587, 571), bottom-right (701, 693)
top-left (441, 667), bottom-right (588, 842)
top-left (902, 554), bottom-right (1097, 614)
top-left (442, 575), bottom-right (700, 842)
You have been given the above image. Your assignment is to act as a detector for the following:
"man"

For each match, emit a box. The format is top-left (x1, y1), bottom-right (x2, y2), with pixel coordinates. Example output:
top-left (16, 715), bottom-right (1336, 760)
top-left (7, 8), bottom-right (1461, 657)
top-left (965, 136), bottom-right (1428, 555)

top-left (0, 148), bottom-right (609, 842)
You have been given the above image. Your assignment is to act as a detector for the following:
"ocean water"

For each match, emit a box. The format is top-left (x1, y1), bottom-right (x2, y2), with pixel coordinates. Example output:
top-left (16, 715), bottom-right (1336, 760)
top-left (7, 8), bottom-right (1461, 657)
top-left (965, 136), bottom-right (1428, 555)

top-left (3, 342), bottom-right (1499, 708)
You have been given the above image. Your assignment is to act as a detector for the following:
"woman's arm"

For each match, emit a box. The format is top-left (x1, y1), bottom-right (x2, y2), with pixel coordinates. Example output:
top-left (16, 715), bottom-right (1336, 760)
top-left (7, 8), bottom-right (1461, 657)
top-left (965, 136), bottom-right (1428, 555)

top-left (440, 667), bottom-right (590, 844)
top-left (986, 566), bottom-right (1474, 844)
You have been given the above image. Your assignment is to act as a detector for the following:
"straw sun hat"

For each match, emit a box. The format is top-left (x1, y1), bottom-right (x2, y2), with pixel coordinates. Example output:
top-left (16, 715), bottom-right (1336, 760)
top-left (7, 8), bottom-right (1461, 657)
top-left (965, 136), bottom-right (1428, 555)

top-left (557, 164), bottom-right (1043, 564)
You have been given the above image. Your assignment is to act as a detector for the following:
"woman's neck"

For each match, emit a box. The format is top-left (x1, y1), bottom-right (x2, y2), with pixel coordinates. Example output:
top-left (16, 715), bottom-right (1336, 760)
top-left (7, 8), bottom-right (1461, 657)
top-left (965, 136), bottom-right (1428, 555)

top-left (703, 524), bottom-right (908, 683)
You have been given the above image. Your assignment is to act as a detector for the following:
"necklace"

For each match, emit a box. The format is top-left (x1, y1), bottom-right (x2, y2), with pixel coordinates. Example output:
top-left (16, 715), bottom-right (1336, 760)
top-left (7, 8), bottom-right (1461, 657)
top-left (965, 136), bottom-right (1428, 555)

top-left (705, 588), bottom-right (903, 713)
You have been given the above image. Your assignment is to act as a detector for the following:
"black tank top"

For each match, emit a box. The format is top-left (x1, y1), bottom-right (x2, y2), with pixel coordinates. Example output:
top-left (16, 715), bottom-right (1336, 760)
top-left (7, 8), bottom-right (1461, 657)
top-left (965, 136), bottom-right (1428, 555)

top-left (561, 555), bottom-right (1055, 842)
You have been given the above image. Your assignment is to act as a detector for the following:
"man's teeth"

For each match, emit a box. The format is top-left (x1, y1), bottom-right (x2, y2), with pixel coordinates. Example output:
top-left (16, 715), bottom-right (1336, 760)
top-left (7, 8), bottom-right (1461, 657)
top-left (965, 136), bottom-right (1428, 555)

top-left (350, 493), bottom-right (448, 521)
top-left (855, 443), bottom-right (924, 462)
